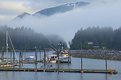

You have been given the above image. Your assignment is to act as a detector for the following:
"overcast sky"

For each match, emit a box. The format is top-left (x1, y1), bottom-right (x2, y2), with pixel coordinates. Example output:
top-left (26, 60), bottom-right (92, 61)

top-left (0, 0), bottom-right (121, 42)
top-left (0, 0), bottom-right (120, 23)
top-left (0, 0), bottom-right (110, 23)
top-left (0, 0), bottom-right (83, 23)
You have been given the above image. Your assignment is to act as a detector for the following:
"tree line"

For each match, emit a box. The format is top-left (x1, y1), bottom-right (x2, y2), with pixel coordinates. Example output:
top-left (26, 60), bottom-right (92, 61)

top-left (0, 26), bottom-right (67, 51)
top-left (70, 27), bottom-right (121, 50)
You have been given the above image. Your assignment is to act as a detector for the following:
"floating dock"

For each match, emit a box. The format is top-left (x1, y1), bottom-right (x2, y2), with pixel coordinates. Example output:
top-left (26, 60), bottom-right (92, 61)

top-left (0, 68), bottom-right (117, 74)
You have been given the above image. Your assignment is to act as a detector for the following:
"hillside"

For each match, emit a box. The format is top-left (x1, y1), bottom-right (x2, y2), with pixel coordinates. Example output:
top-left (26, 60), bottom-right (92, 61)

top-left (0, 26), bottom-right (67, 51)
top-left (70, 27), bottom-right (121, 50)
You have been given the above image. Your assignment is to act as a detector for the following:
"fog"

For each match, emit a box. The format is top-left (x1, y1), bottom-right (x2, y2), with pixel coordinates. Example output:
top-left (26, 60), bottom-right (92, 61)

top-left (8, 0), bottom-right (121, 42)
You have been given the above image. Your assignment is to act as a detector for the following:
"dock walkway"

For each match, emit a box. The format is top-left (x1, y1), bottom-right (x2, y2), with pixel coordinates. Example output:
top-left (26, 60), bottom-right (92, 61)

top-left (0, 68), bottom-right (117, 74)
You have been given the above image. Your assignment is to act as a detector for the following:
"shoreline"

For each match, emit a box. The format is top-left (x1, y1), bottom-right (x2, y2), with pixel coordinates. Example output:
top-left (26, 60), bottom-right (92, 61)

top-left (70, 50), bottom-right (121, 61)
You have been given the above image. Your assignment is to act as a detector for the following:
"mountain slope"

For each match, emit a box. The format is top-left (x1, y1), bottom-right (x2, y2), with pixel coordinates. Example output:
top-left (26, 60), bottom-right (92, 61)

top-left (34, 2), bottom-right (89, 16)
top-left (16, 12), bottom-right (31, 19)
top-left (15, 1), bottom-right (89, 19)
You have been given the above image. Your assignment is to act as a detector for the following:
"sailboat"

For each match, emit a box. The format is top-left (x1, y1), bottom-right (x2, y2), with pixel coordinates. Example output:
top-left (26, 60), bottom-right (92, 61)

top-left (0, 31), bottom-right (18, 67)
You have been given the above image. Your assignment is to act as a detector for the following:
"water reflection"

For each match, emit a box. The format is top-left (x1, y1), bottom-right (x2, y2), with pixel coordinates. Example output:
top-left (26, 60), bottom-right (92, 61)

top-left (5, 72), bottom-right (9, 80)
top-left (12, 72), bottom-right (15, 80)
top-left (105, 74), bottom-right (108, 80)
top-left (34, 72), bottom-right (38, 80)
top-left (80, 73), bottom-right (83, 80)
top-left (57, 73), bottom-right (60, 80)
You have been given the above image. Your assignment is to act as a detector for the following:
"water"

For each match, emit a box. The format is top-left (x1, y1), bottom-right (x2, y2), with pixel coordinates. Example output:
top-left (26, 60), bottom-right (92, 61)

top-left (0, 52), bottom-right (121, 80)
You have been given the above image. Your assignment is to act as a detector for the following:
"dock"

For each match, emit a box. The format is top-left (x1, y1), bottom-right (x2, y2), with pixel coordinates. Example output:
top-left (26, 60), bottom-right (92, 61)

top-left (0, 68), bottom-right (117, 74)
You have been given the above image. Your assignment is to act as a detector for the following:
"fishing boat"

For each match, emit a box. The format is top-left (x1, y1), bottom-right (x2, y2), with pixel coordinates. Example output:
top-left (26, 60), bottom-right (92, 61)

top-left (48, 54), bottom-right (58, 63)
top-left (47, 50), bottom-right (71, 63)
top-left (59, 50), bottom-right (71, 63)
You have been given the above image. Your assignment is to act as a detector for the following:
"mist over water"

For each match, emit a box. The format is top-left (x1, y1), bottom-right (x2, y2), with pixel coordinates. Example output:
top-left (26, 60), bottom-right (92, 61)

top-left (7, 0), bottom-right (121, 42)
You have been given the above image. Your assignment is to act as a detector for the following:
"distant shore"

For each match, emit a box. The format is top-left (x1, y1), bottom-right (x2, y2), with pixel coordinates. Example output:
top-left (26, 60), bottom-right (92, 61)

top-left (70, 50), bottom-right (121, 61)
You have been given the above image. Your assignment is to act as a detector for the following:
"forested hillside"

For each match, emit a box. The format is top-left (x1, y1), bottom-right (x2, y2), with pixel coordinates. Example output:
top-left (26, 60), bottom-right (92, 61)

top-left (70, 27), bottom-right (121, 50)
top-left (0, 26), bottom-right (67, 51)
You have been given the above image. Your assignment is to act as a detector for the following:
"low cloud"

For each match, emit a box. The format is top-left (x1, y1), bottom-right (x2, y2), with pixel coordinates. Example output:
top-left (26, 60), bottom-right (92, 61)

top-left (3, 0), bottom-right (121, 42)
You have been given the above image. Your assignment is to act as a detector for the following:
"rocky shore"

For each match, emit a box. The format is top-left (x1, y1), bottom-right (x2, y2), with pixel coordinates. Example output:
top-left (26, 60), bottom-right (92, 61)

top-left (70, 50), bottom-right (121, 60)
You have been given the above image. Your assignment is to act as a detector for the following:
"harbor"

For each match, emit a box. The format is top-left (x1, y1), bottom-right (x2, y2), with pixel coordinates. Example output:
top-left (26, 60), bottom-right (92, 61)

top-left (0, 31), bottom-right (119, 80)
top-left (0, 57), bottom-right (120, 80)
top-left (0, 50), bottom-right (118, 74)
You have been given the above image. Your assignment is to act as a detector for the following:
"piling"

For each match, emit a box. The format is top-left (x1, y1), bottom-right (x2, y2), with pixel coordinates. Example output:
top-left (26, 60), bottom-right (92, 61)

top-left (13, 50), bottom-right (15, 64)
top-left (19, 51), bottom-right (23, 67)
top-left (105, 50), bottom-right (108, 70)
top-left (10, 49), bottom-right (12, 64)
top-left (35, 47), bottom-right (37, 69)
top-left (1, 48), bottom-right (4, 62)
top-left (81, 52), bottom-right (83, 72)
top-left (40, 51), bottom-right (41, 61)
top-left (43, 49), bottom-right (46, 71)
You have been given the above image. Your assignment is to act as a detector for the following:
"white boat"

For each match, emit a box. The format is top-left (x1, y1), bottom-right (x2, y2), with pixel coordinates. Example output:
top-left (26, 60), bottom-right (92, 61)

top-left (60, 50), bottom-right (70, 59)
top-left (48, 54), bottom-right (58, 63)
top-left (25, 56), bottom-right (35, 61)
top-left (48, 51), bottom-right (71, 63)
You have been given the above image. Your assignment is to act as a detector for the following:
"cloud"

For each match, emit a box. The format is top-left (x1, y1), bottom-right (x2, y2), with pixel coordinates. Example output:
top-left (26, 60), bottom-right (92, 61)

top-left (0, 1), bottom-right (32, 13)
top-left (0, 0), bottom-right (120, 43)
top-left (0, 0), bottom-right (77, 23)
top-left (0, 0), bottom-right (34, 23)
top-left (8, 0), bottom-right (121, 42)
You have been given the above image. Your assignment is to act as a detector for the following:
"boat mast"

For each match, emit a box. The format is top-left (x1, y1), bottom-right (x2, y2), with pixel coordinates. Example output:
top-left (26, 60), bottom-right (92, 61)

top-left (9, 34), bottom-right (16, 62)
top-left (6, 31), bottom-right (8, 65)
top-left (74, 0), bottom-right (76, 9)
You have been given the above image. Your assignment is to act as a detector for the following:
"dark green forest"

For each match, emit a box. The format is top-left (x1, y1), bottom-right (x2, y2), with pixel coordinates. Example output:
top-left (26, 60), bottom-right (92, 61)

top-left (0, 26), bottom-right (67, 51)
top-left (70, 27), bottom-right (121, 50)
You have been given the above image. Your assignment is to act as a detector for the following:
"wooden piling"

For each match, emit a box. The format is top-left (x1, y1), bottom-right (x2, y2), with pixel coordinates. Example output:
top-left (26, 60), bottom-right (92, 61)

top-left (35, 47), bottom-right (37, 63)
top-left (57, 50), bottom-right (60, 73)
top-left (105, 51), bottom-right (108, 70)
top-left (10, 49), bottom-right (12, 64)
top-left (19, 51), bottom-right (23, 67)
top-left (1, 47), bottom-right (4, 62)
top-left (43, 49), bottom-right (46, 70)
top-left (81, 52), bottom-right (83, 72)
top-left (35, 48), bottom-right (37, 69)
top-left (13, 50), bottom-right (15, 64)
top-left (40, 51), bottom-right (41, 61)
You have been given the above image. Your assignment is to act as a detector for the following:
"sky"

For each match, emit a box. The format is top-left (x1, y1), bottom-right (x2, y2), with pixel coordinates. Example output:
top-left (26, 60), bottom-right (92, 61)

top-left (0, 0), bottom-right (81, 23)
top-left (0, 0), bottom-right (121, 42)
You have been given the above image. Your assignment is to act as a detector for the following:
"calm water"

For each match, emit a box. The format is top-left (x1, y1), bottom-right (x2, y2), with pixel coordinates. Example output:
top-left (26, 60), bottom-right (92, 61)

top-left (0, 52), bottom-right (121, 80)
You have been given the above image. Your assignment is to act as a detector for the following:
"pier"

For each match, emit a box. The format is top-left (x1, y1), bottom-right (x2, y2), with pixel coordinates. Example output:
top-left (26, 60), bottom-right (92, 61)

top-left (0, 68), bottom-right (117, 74)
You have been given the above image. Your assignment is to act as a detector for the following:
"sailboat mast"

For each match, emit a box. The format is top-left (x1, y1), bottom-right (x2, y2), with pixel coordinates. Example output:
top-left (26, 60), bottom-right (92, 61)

top-left (74, 0), bottom-right (76, 9)
top-left (6, 31), bottom-right (8, 64)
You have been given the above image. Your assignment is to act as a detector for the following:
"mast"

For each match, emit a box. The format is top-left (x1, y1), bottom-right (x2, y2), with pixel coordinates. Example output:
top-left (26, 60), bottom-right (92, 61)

top-left (9, 34), bottom-right (16, 62)
top-left (6, 31), bottom-right (8, 65)
top-left (74, 0), bottom-right (76, 9)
